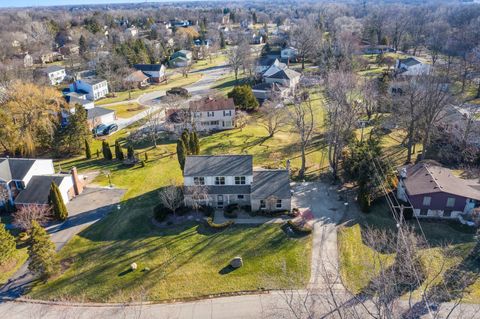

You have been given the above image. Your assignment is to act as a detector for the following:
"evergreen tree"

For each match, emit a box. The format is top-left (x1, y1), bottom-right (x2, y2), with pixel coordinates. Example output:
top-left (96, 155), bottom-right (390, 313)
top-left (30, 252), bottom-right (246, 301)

top-left (53, 105), bottom-right (90, 156)
top-left (102, 141), bottom-right (113, 160)
top-left (219, 31), bottom-right (226, 49)
top-left (0, 223), bottom-right (16, 265)
top-left (127, 145), bottom-right (135, 160)
top-left (181, 130), bottom-right (190, 154)
top-left (190, 131), bottom-right (200, 155)
top-left (85, 139), bottom-right (91, 159)
top-left (115, 140), bottom-right (124, 161)
top-left (79, 35), bottom-right (87, 56)
top-left (49, 182), bottom-right (68, 221)
top-left (176, 139), bottom-right (187, 171)
top-left (28, 221), bottom-right (59, 279)
top-left (228, 85), bottom-right (259, 112)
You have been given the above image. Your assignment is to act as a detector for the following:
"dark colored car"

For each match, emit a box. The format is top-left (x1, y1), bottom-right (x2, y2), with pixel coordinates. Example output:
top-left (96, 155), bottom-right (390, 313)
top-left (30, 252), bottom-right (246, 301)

top-left (166, 87), bottom-right (190, 98)
top-left (103, 123), bottom-right (118, 135)
top-left (92, 124), bottom-right (107, 136)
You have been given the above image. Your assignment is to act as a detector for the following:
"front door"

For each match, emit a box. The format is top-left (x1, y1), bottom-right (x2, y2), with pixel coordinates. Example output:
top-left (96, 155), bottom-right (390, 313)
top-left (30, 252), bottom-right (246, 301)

top-left (217, 195), bottom-right (224, 208)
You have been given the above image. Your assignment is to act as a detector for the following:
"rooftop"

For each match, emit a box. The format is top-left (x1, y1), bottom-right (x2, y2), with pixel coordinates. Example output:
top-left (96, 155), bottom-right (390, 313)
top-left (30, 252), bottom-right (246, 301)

top-left (79, 78), bottom-right (107, 86)
top-left (14, 174), bottom-right (70, 205)
top-left (402, 163), bottom-right (480, 201)
top-left (40, 65), bottom-right (65, 74)
top-left (0, 158), bottom-right (38, 182)
top-left (87, 107), bottom-right (114, 120)
top-left (124, 70), bottom-right (149, 82)
top-left (184, 155), bottom-right (253, 177)
top-left (267, 68), bottom-right (301, 80)
top-left (251, 169), bottom-right (291, 199)
top-left (189, 96), bottom-right (235, 112)
top-left (134, 64), bottom-right (165, 72)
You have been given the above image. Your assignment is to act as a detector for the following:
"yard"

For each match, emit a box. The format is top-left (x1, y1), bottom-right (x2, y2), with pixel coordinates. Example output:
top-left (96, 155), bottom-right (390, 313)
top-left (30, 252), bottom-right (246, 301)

top-left (103, 102), bottom-right (145, 119)
top-left (0, 248), bottom-right (28, 286)
top-left (338, 198), bottom-right (480, 302)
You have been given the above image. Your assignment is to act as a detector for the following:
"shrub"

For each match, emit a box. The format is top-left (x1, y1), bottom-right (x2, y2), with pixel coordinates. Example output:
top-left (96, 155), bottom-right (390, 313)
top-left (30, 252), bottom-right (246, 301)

top-left (199, 205), bottom-right (215, 217)
top-left (252, 210), bottom-right (288, 217)
top-left (153, 203), bottom-right (169, 222)
top-left (287, 220), bottom-right (312, 235)
top-left (206, 217), bottom-right (234, 230)
top-left (241, 205), bottom-right (251, 212)
top-left (224, 203), bottom-right (239, 218)
top-left (49, 182), bottom-right (68, 221)
top-left (228, 85), bottom-right (259, 112)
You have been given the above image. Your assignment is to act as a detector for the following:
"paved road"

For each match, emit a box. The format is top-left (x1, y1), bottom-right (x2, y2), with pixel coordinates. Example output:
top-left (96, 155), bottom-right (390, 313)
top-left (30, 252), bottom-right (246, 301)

top-left (0, 187), bottom-right (125, 299)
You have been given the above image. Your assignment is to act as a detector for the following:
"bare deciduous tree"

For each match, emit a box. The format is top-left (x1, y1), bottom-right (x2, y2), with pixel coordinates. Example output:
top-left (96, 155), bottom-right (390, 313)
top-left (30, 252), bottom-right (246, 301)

top-left (258, 99), bottom-right (287, 137)
top-left (291, 21), bottom-right (320, 69)
top-left (13, 205), bottom-right (51, 231)
top-left (144, 108), bottom-right (163, 148)
top-left (158, 183), bottom-right (184, 217)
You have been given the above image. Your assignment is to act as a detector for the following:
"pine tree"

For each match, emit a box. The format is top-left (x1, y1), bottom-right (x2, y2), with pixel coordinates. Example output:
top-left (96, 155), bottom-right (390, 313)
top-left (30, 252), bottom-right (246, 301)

top-left (219, 31), bottom-right (226, 49)
top-left (85, 139), bottom-right (92, 159)
top-left (102, 141), bottom-right (113, 160)
top-left (28, 221), bottom-right (59, 279)
top-left (190, 131), bottom-right (200, 155)
top-left (127, 145), bottom-right (135, 160)
top-left (0, 223), bottom-right (16, 265)
top-left (49, 182), bottom-right (68, 221)
top-left (115, 140), bottom-right (124, 161)
top-left (79, 35), bottom-right (87, 56)
top-left (181, 130), bottom-right (190, 154)
top-left (176, 139), bottom-right (187, 171)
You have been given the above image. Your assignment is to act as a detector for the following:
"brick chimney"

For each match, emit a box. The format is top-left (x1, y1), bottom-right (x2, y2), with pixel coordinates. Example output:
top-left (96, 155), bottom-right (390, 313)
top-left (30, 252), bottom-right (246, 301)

top-left (71, 167), bottom-right (83, 196)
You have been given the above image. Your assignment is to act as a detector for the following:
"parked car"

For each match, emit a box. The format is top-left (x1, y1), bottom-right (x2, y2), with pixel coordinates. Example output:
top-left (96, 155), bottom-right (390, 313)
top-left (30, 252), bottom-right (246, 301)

top-left (103, 123), bottom-right (118, 135)
top-left (92, 124), bottom-right (107, 136)
top-left (166, 87), bottom-right (190, 98)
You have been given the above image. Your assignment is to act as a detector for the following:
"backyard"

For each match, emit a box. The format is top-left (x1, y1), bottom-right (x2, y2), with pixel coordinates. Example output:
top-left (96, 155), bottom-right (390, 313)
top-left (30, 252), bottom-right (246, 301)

top-left (103, 102), bottom-right (145, 119)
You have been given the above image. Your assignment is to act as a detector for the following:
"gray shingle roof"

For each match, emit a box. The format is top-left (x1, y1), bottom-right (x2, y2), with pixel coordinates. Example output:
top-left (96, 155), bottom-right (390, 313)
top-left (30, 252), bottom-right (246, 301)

top-left (0, 158), bottom-right (37, 181)
top-left (184, 155), bottom-right (253, 177)
top-left (87, 107), bottom-right (114, 120)
top-left (134, 64), bottom-right (165, 72)
top-left (41, 65), bottom-right (65, 74)
top-left (14, 174), bottom-right (69, 205)
top-left (268, 68), bottom-right (301, 80)
top-left (251, 169), bottom-right (291, 199)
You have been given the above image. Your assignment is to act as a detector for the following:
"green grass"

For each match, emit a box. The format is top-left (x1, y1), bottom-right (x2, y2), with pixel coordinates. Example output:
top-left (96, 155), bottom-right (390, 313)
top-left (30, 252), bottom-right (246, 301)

top-left (338, 199), bottom-right (479, 301)
top-left (190, 54), bottom-right (227, 71)
top-left (96, 74), bottom-right (202, 105)
top-left (103, 102), bottom-right (145, 119)
top-left (0, 247), bottom-right (28, 286)
top-left (211, 72), bottom-right (250, 96)
top-left (29, 220), bottom-right (311, 302)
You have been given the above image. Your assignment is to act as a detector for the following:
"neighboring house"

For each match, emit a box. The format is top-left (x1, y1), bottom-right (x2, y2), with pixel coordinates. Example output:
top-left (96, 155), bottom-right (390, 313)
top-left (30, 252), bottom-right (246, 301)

top-left (59, 44), bottom-right (80, 56)
top-left (37, 65), bottom-right (66, 85)
top-left (14, 53), bottom-right (33, 68)
top-left (124, 26), bottom-right (139, 38)
top-left (194, 39), bottom-right (211, 47)
top-left (394, 57), bottom-right (431, 76)
top-left (256, 56), bottom-right (281, 75)
top-left (65, 94), bottom-right (95, 110)
top-left (167, 96), bottom-right (236, 132)
top-left (262, 59), bottom-right (287, 78)
top-left (280, 47), bottom-right (298, 62)
top-left (359, 45), bottom-right (395, 55)
top-left (251, 34), bottom-right (264, 45)
top-left (133, 64), bottom-right (167, 83)
top-left (69, 78), bottom-right (109, 101)
top-left (0, 158), bottom-right (83, 208)
top-left (35, 52), bottom-right (64, 64)
top-left (397, 163), bottom-right (480, 220)
top-left (169, 50), bottom-right (193, 68)
top-left (252, 82), bottom-right (289, 102)
top-left (183, 155), bottom-right (291, 211)
top-left (264, 68), bottom-right (301, 93)
top-left (124, 70), bottom-right (150, 88)
top-left (87, 107), bottom-right (116, 129)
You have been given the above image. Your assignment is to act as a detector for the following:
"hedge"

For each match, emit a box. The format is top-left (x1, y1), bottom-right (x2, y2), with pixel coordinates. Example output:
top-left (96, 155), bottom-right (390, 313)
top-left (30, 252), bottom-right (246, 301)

top-left (153, 204), bottom-right (189, 222)
top-left (223, 203), bottom-right (239, 218)
top-left (206, 217), bottom-right (234, 230)
top-left (250, 210), bottom-right (289, 217)
top-left (199, 205), bottom-right (215, 217)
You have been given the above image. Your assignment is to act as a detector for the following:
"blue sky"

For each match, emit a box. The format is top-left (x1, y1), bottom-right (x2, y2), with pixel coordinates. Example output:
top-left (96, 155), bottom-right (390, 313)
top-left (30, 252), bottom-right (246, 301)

top-left (0, 0), bottom-right (185, 8)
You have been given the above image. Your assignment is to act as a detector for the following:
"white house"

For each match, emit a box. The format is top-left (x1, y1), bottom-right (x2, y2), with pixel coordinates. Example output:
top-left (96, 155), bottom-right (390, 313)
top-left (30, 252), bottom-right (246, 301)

top-left (38, 65), bottom-right (66, 85)
top-left (133, 64), bottom-right (167, 83)
top-left (167, 96), bottom-right (236, 132)
top-left (262, 59), bottom-right (287, 78)
top-left (169, 50), bottom-right (193, 68)
top-left (183, 155), bottom-right (291, 211)
top-left (252, 82), bottom-right (290, 102)
top-left (281, 47), bottom-right (298, 62)
top-left (0, 158), bottom-right (83, 208)
top-left (264, 68), bottom-right (301, 93)
top-left (70, 78), bottom-right (109, 101)
top-left (395, 57), bottom-right (431, 76)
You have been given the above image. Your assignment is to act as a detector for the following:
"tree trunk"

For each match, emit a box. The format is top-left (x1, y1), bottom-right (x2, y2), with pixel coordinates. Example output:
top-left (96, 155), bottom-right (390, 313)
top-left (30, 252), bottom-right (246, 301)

top-left (299, 144), bottom-right (306, 179)
top-left (301, 55), bottom-right (305, 70)
top-left (406, 121), bottom-right (415, 163)
top-left (421, 127), bottom-right (432, 161)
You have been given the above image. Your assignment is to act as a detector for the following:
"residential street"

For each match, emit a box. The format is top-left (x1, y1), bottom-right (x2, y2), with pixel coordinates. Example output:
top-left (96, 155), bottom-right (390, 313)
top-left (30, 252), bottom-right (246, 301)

top-left (0, 187), bottom-right (125, 299)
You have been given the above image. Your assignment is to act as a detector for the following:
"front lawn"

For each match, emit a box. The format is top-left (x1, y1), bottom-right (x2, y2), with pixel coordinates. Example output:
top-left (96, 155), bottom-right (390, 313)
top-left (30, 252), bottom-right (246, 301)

top-left (0, 248), bottom-right (28, 286)
top-left (103, 102), bottom-right (145, 119)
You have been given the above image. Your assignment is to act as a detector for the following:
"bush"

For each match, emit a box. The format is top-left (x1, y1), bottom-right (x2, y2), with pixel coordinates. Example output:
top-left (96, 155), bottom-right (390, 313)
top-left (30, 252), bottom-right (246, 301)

top-left (206, 217), bottom-right (234, 230)
top-left (153, 203), bottom-right (169, 222)
top-left (251, 210), bottom-right (289, 217)
top-left (241, 205), bottom-right (251, 212)
top-left (287, 220), bottom-right (312, 235)
top-left (224, 203), bottom-right (239, 218)
top-left (199, 205), bottom-right (215, 217)
top-left (227, 85), bottom-right (259, 112)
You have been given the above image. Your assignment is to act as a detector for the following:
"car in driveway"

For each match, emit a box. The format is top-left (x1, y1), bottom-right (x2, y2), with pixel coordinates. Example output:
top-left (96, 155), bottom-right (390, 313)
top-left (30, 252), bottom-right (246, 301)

top-left (166, 87), bottom-right (190, 98)
top-left (92, 124), bottom-right (107, 137)
top-left (103, 123), bottom-right (118, 135)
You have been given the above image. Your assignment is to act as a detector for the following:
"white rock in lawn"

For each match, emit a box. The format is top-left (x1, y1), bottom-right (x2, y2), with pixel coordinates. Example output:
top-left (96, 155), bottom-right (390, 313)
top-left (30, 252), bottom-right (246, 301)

top-left (130, 262), bottom-right (138, 271)
top-left (230, 256), bottom-right (243, 269)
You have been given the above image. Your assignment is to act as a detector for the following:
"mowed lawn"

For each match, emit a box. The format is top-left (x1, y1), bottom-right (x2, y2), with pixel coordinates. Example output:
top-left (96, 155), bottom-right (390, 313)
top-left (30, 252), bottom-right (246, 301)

top-left (338, 199), bottom-right (480, 302)
top-left (103, 102), bottom-right (145, 118)
top-left (0, 248), bottom-right (28, 286)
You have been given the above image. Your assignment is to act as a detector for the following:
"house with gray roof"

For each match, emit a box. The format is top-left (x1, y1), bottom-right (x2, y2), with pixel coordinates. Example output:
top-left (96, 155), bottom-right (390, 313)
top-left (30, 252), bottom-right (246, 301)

top-left (0, 158), bottom-right (83, 209)
top-left (394, 57), bottom-right (431, 76)
top-left (183, 155), bottom-right (291, 211)
top-left (69, 78), bottom-right (109, 101)
top-left (169, 50), bottom-right (193, 68)
top-left (36, 65), bottom-right (66, 85)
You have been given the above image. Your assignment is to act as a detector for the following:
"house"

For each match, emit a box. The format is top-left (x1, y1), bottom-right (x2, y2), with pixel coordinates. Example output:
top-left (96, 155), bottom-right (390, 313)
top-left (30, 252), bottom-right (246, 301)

top-left (65, 94), bottom-right (95, 110)
top-left (394, 57), bottom-right (431, 76)
top-left (169, 50), bottom-right (193, 68)
top-left (59, 44), bottom-right (80, 56)
top-left (262, 59), bottom-right (287, 77)
top-left (34, 52), bottom-right (64, 64)
top-left (397, 163), bottom-right (480, 220)
top-left (264, 68), bottom-right (301, 93)
top-left (36, 65), bottom-right (66, 85)
top-left (62, 94), bottom-right (114, 129)
top-left (133, 64), bottom-right (167, 83)
top-left (183, 155), bottom-right (291, 211)
top-left (167, 96), bottom-right (236, 132)
top-left (256, 56), bottom-right (281, 75)
top-left (360, 45), bottom-right (395, 55)
top-left (252, 82), bottom-right (290, 102)
top-left (0, 158), bottom-right (83, 208)
top-left (69, 78), bottom-right (109, 101)
top-left (280, 47), bottom-right (298, 62)
top-left (124, 26), bottom-right (139, 38)
top-left (251, 34), bottom-right (264, 45)
top-left (194, 39), bottom-right (211, 47)
top-left (124, 70), bottom-right (150, 88)
top-left (86, 107), bottom-right (116, 129)
top-left (14, 53), bottom-right (33, 68)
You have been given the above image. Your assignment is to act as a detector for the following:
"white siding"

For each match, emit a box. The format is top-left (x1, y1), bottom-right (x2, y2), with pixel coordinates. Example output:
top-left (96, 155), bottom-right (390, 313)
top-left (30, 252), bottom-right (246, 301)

top-left (58, 176), bottom-right (74, 204)
top-left (23, 160), bottom-right (55, 187)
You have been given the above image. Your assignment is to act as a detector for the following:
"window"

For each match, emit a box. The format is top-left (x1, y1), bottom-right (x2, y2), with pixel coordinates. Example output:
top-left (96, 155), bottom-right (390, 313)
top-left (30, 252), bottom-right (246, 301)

top-left (446, 197), bottom-right (455, 208)
top-left (193, 177), bottom-right (205, 185)
top-left (420, 209), bottom-right (428, 216)
top-left (276, 199), bottom-right (282, 208)
top-left (237, 195), bottom-right (244, 200)
top-left (422, 196), bottom-right (431, 206)
top-left (223, 110), bottom-right (231, 116)
top-left (443, 210), bottom-right (452, 217)
top-left (235, 176), bottom-right (246, 185)
top-left (215, 176), bottom-right (225, 185)
top-left (260, 200), bottom-right (266, 209)
top-left (207, 111), bottom-right (214, 117)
